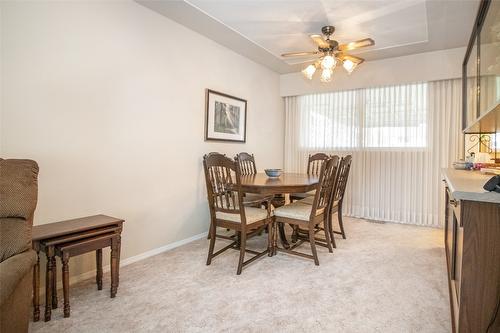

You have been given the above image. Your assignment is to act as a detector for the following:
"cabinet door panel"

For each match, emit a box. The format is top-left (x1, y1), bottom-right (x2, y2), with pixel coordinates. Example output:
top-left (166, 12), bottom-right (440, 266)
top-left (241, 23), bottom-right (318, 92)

top-left (449, 205), bottom-right (457, 279)
top-left (445, 189), bottom-right (452, 268)
top-left (454, 214), bottom-right (463, 304)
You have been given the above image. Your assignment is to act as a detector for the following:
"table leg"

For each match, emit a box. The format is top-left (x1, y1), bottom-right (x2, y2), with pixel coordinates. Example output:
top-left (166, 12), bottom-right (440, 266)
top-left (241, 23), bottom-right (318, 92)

top-left (267, 219), bottom-right (273, 257)
top-left (273, 221), bottom-right (278, 256)
top-left (116, 234), bottom-right (121, 288)
top-left (278, 223), bottom-right (290, 249)
top-left (291, 225), bottom-right (299, 243)
top-left (44, 246), bottom-right (54, 322)
top-left (96, 249), bottom-right (103, 290)
top-left (62, 254), bottom-right (70, 318)
top-left (33, 250), bottom-right (40, 322)
top-left (110, 236), bottom-right (120, 298)
top-left (51, 258), bottom-right (58, 309)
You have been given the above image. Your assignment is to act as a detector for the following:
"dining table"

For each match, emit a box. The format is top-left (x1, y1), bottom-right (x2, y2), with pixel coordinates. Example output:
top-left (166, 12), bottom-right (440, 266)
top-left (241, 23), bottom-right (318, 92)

top-left (240, 172), bottom-right (319, 248)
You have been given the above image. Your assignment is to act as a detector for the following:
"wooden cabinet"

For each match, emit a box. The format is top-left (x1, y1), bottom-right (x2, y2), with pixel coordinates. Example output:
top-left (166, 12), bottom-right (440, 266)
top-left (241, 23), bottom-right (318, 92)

top-left (443, 185), bottom-right (500, 332)
top-left (462, 0), bottom-right (500, 131)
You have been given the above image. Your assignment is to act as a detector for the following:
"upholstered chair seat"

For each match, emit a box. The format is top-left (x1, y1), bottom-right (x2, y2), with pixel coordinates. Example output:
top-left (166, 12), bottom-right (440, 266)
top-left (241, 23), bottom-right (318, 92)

top-left (274, 201), bottom-right (324, 221)
top-left (216, 207), bottom-right (271, 224)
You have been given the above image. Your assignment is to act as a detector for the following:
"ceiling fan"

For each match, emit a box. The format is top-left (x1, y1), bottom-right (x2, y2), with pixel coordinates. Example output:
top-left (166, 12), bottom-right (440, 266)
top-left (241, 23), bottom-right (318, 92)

top-left (281, 25), bottom-right (375, 82)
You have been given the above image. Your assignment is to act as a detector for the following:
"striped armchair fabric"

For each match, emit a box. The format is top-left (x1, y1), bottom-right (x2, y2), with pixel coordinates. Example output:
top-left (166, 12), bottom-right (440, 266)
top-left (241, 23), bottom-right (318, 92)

top-left (0, 159), bottom-right (39, 333)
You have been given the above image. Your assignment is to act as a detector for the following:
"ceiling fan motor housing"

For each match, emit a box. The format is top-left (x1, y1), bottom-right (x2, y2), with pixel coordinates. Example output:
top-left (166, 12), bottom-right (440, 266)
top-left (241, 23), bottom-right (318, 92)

top-left (319, 40), bottom-right (339, 53)
top-left (321, 25), bottom-right (335, 37)
top-left (319, 26), bottom-right (338, 52)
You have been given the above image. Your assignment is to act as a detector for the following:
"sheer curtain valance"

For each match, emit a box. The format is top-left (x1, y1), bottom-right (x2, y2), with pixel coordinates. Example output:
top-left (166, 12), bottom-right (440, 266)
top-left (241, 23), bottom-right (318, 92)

top-left (284, 79), bottom-right (463, 227)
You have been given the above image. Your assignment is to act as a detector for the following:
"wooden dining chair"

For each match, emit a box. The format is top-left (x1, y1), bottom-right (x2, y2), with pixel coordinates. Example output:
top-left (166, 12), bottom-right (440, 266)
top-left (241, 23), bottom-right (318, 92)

top-left (236, 152), bottom-right (257, 175)
top-left (329, 155), bottom-right (352, 240)
top-left (294, 154), bottom-right (341, 249)
top-left (289, 152), bottom-right (330, 242)
top-left (290, 153), bottom-right (330, 202)
top-left (235, 152), bottom-right (274, 207)
top-left (300, 155), bottom-right (352, 242)
top-left (274, 156), bottom-right (339, 265)
top-left (203, 153), bottom-right (273, 275)
top-left (206, 152), bottom-right (228, 240)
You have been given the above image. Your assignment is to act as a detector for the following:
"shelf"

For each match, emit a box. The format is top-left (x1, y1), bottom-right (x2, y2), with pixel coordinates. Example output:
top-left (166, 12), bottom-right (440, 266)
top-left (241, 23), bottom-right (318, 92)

top-left (463, 103), bottom-right (500, 134)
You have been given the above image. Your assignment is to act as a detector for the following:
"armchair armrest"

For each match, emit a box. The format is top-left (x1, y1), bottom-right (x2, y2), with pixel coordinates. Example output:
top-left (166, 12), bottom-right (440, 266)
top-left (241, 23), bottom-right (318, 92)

top-left (0, 250), bottom-right (36, 306)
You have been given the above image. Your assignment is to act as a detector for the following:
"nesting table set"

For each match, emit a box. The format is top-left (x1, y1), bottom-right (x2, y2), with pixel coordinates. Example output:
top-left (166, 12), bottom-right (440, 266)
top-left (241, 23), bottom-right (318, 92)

top-left (32, 215), bottom-right (124, 322)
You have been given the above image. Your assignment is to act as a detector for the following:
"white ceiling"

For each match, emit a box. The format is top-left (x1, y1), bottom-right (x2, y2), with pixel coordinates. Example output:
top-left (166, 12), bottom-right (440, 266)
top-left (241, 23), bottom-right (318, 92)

top-left (137, 0), bottom-right (480, 74)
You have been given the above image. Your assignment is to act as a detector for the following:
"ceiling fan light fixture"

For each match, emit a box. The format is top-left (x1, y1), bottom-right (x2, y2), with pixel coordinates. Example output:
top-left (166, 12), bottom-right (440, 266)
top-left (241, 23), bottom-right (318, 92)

top-left (320, 68), bottom-right (333, 83)
top-left (302, 64), bottom-right (317, 80)
top-left (321, 55), bottom-right (336, 70)
top-left (342, 59), bottom-right (357, 74)
top-left (287, 26), bottom-right (373, 83)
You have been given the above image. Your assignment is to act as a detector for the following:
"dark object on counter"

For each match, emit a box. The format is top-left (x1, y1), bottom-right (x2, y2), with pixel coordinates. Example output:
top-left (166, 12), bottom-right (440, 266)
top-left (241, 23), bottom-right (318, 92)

top-left (483, 175), bottom-right (500, 193)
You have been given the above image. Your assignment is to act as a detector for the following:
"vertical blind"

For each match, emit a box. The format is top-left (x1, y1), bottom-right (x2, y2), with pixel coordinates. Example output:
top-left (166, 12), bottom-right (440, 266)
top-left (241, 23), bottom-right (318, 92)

top-left (284, 79), bottom-right (463, 227)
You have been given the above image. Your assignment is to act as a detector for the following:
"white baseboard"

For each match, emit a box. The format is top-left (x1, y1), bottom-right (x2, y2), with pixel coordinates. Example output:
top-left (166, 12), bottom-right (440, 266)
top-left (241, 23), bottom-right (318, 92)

top-left (46, 231), bottom-right (208, 292)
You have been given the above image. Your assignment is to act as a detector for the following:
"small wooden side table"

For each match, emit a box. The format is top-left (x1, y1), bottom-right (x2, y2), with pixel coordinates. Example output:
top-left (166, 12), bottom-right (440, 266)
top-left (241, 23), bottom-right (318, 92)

top-left (55, 231), bottom-right (120, 317)
top-left (32, 215), bottom-right (124, 322)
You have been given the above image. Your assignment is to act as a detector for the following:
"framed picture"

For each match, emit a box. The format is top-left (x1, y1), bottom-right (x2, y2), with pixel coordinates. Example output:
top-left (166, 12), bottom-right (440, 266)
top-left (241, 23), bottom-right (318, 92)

top-left (205, 89), bottom-right (247, 142)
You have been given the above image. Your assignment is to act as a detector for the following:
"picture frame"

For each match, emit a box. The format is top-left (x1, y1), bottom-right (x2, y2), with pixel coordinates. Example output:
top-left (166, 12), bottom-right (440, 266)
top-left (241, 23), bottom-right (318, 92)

top-left (205, 89), bottom-right (247, 143)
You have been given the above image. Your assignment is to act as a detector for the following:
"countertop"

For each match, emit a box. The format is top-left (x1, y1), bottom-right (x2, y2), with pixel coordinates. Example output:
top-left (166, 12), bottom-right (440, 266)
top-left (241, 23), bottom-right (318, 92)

top-left (442, 168), bottom-right (500, 204)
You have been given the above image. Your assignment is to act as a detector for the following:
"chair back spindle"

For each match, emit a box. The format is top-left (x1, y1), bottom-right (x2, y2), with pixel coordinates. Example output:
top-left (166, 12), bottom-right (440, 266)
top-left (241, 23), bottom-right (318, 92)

top-left (235, 152), bottom-right (257, 176)
top-left (310, 156), bottom-right (340, 218)
top-left (203, 153), bottom-right (246, 224)
top-left (307, 153), bottom-right (330, 176)
top-left (333, 155), bottom-right (352, 203)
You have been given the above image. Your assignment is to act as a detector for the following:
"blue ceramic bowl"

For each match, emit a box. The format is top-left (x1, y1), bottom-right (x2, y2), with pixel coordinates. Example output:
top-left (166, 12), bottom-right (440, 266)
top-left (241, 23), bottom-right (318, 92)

top-left (265, 169), bottom-right (282, 178)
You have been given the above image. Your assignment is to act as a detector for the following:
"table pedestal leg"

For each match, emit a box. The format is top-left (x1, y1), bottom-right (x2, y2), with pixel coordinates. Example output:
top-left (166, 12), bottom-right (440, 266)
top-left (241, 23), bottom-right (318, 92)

top-left (278, 223), bottom-right (290, 249)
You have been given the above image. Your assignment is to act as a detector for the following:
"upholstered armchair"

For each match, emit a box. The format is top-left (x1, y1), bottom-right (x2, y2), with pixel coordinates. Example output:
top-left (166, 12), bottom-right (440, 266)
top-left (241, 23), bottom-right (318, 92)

top-left (0, 159), bottom-right (39, 333)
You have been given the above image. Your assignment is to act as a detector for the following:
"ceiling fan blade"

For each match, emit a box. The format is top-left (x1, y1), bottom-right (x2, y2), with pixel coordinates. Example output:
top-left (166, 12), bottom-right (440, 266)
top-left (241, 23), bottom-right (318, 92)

top-left (340, 54), bottom-right (365, 64)
top-left (281, 51), bottom-right (319, 57)
top-left (310, 34), bottom-right (329, 48)
top-left (338, 38), bottom-right (375, 52)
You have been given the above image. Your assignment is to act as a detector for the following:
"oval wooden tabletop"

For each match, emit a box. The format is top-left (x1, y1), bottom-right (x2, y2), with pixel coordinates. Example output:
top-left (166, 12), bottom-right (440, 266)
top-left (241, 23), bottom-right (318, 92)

top-left (240, 173), bottom-right (319, 194)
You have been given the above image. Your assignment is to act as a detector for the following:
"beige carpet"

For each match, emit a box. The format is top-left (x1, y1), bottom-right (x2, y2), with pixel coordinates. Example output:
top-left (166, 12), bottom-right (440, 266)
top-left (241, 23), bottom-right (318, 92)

top-left (30, 218), bottom-right (451, 333)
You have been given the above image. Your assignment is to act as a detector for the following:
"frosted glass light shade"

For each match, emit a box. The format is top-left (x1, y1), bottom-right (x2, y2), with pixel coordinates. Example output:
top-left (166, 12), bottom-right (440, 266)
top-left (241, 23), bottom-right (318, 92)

top-left (302, 64), bottom-right (316, 80)
top-left (320, 69), bottom-right (333, 82)
top-left (342, 59), bottom-right (357, 74)
top-left (321, 55), bottom-right (336, 70)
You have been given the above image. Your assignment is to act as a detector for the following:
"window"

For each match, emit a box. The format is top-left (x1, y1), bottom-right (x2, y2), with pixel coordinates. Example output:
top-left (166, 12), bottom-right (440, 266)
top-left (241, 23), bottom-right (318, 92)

top-left (298, 82), bottom-right (428, 150)
top-left (299, 90), bottom-right (358, 149)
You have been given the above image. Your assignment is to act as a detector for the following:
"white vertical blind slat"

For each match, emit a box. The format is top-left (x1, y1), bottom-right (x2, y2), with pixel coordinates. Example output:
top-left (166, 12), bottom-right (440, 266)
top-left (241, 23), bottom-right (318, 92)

top-left (284, 79), bottom-right (462, 227)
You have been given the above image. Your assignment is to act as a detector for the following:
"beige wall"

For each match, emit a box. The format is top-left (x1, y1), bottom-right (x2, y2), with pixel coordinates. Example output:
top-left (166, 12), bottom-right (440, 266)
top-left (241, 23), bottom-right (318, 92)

top-left (280, 47), bottom-right (466, 96)
top-left (0, 1), bottom-right (284, 278)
